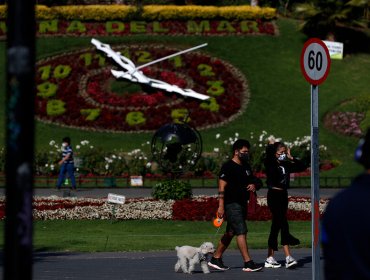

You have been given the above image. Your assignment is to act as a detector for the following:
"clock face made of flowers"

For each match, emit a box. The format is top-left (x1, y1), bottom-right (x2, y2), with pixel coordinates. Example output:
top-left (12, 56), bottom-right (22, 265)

top-left (35, 42), bottom-right (249, 133)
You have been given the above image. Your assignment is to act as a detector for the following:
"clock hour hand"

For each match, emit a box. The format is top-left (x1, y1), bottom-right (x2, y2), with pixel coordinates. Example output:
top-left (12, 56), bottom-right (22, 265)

top-left (111, 69), bottom-right (150, 84)
top-left (91, 38), bottom-right (140, 78)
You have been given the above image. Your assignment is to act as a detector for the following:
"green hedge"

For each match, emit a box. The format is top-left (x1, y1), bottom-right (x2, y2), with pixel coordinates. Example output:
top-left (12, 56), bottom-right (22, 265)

top-left (0, 4), bottom-right (276, 21)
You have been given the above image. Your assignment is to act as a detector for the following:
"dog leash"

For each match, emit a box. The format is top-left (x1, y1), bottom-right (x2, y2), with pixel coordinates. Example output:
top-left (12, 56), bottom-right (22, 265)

top-left (211, 212), bottom-right (224, 244)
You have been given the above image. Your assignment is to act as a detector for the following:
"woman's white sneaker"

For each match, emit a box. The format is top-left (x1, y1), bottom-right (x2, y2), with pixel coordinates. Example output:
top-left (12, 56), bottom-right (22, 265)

top-left (264, 257), bottom-right (281, 268)
top-left (285, 256), bottom-right (298, 268)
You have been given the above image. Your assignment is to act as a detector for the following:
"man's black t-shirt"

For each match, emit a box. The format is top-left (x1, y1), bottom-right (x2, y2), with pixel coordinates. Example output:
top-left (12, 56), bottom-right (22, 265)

top-left (219, 160), bottom-right (261, 205)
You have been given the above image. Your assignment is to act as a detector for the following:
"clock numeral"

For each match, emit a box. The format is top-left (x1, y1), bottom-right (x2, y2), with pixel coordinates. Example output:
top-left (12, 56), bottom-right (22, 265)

top-left (206, 80), bottom-right (225, 96)
top-left (125, 111), bottom-right (146, 126)
top-left (37, 82), bottom-right (58, 99)
top-left (171, 108), bottom-right (190, 123)
top-left (118, 48), bottom-right (131, 59)
top-left (38, 64), bottom-right (71, 80)
top-left (46, 99), bottom-right (66, 116)
top-left (135, 51), bottom-right (152, 63)
top-left (197, 64), bottom-right (215, 77)
top-left (80, 108), bottom-right (101, 121)
top-left (169, 56), bottom-right (183, 68)
top-left (80, 53), bottom-right (106, 67)
top-left (200, 97), bottom-right (219, 112)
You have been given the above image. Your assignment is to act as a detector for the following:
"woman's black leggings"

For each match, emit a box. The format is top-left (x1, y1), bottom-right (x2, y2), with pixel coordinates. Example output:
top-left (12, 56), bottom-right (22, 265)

top-left (267, 189), bottom-right (295, 251)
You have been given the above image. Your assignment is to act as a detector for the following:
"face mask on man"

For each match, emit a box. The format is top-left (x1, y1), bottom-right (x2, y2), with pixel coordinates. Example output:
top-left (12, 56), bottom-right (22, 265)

top-left (238, 152), bottom-right (250, 163)
top-left (62, 142), bottom-right (68, 147)
top-left (277, 153), bottom-right (287, 161)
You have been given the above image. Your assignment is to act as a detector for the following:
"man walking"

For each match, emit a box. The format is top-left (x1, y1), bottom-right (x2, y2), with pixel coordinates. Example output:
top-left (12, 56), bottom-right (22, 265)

top-left (208, 139), bottom-right (263, 272)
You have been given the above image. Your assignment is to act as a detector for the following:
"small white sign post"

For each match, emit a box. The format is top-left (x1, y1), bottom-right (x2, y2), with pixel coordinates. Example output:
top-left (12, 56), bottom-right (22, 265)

top-left (300, 38), bottom-right (331, 280)
top-left (107, 193), bottom-right (126, 220)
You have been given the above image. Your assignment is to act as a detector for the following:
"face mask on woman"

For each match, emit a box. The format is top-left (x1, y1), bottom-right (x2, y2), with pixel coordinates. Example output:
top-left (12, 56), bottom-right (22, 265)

top-left (277, 153), bottom-right (287, 161)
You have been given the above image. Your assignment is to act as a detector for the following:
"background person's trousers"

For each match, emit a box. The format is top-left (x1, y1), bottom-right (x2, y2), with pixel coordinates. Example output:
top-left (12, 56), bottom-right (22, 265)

top-left (267, 189), bottom-right (296, 251)
top-left (56, 163), bottom-right (76, 189)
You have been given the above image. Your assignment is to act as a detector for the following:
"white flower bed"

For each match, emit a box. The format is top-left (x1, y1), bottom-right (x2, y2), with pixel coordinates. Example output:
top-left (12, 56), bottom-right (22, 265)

top-left (0, 195), bottom-right (329, 220)
top-left (258, 196), bottom-right (328, 214)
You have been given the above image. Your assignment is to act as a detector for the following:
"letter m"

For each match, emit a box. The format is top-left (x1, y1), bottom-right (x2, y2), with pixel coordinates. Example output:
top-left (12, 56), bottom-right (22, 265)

top-left (187, 20), bottom-right (210, 33)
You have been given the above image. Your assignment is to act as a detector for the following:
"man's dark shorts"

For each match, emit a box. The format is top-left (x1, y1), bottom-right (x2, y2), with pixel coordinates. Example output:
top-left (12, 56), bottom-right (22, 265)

top-left (225, 202), bottom-right (247, 235)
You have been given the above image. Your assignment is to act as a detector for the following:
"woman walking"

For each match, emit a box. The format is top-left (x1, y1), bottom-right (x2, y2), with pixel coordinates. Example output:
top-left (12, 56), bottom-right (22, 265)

top-left (264, 140), bottom-right (307, 269)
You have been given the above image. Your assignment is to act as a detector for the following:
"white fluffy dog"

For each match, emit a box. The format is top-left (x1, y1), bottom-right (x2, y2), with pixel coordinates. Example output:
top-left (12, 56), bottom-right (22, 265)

top-left (174, 242), bottom-right (215, 274)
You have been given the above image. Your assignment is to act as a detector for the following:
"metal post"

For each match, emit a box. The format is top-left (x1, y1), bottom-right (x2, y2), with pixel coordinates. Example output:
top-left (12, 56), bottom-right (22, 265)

top-left (311, 84), bottom-right (320, 280)
top-left (5, 0), bottom-right (36, 279)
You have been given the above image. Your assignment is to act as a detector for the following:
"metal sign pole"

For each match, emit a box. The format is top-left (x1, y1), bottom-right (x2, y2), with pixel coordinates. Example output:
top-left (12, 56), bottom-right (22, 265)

top-left (311, 84), bottom-right (320, 280)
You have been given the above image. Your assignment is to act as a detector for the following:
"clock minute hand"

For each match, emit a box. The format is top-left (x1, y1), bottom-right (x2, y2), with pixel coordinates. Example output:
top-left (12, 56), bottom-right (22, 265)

top-left (135, 43), bottom-right (208, 71)
top-left (148, 77), bottom-right (210, 101)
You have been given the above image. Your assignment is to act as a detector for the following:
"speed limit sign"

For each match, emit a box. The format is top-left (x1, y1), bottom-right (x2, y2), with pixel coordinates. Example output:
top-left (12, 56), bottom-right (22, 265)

top-left (300, 38), bottom-right (331, 85)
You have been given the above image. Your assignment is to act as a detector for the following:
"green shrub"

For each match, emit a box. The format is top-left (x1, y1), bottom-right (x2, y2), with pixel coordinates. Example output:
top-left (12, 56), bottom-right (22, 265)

top-left (152, 179), bottom-right (192, 200)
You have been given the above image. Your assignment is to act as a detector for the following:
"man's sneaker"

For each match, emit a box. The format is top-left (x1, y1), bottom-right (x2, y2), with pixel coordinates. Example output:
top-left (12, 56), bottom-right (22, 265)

top-left (285, 256), bottom-right (298, 268)
top-left (264, 257), bottom-right (281, 268)
top-left (242, 260), bottom-right (263, 272)
top-left (208, 257), bottom-right (230, 271)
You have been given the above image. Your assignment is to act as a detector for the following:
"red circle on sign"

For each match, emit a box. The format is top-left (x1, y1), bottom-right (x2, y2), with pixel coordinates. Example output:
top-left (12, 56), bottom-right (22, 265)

top-left (300, 38), bottom-right (331, 85)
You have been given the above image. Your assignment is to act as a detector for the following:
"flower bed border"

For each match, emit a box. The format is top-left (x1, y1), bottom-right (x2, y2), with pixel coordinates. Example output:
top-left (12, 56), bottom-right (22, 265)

top-left (0, 195), bottom-right (329, 221)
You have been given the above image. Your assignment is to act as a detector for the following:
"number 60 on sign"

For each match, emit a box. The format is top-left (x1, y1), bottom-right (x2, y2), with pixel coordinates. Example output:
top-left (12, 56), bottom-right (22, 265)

top-left (300, 38), bottom-right (331, 85)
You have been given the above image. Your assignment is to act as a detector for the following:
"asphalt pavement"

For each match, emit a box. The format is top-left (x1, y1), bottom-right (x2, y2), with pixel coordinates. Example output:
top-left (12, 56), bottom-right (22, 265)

top-left (0, 249), bottom-right (324, 280)
top-left (15, 187), bottom-right (342, 199)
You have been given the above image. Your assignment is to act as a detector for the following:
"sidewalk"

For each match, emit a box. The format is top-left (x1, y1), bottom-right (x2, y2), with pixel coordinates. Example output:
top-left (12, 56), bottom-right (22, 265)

top-left (22, 187), bottom-right (342, 199)
top-left (0, 249), bottom-right (324, 280)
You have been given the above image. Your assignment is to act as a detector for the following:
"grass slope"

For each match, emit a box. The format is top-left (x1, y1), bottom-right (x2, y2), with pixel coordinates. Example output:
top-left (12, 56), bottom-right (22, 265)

top-left (0, 18), bottom-right (368, 178)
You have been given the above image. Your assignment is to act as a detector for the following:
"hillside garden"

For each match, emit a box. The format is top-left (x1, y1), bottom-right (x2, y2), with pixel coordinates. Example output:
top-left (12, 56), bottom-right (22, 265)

top-left (0, 4), bottom-right (369, 183)
top-left (0, 2), bottom-right (369, 252)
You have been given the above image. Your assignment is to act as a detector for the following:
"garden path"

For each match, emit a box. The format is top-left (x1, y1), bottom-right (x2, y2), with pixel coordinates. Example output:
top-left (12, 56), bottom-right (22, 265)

top-left (23, 187), bottom-right (342, 199)
top-left (0, 249), bottom-right (323, 280)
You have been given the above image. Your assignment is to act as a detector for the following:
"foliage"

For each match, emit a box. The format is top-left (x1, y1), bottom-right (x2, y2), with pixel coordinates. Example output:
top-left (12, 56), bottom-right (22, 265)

top-left (324, 94), bottom-right (370, 138)
top-left (294, 0), bottom-right (369, 39)
top-left (125, 145), bottom-right (151, 175)
top-left (204, 131), bottom-right (331, 174)
top-left (152, 179), bottom-right (192, 200)
top-left (30, 130), bottom-right (333, 177)
top-left (0, 4), bottom-right (276, 21)
top-left (1, 18), bottom-right (369, 180)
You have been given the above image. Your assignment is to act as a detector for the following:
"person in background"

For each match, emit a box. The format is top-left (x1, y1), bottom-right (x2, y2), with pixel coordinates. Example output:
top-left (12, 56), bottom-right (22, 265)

top-left (56, 137), bottom-right (76, 190)
top-left (322, 128), bottom-right (370, 279)
top-left (208, 139), bottom-right (263, 272)
top-left (263, 139), bottom-right (307, 269)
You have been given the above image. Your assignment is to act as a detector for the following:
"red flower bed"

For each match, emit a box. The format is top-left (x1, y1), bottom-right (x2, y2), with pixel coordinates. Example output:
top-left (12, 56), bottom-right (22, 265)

top-left (172, 196), bottom-right (316, 221)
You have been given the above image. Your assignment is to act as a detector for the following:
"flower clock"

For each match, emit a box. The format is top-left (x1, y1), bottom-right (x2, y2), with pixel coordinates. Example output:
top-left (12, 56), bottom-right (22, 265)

top-left (35, 42), bottom-right (249, 132)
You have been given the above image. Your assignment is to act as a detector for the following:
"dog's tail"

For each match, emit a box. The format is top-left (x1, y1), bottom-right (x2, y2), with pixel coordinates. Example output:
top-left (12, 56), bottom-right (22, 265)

top-left (175, 246), bottom-right (180, 251)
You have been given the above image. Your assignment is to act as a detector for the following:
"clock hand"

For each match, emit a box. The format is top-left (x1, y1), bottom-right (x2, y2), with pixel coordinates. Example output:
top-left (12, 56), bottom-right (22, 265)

top-left (92, 38), bottom-right (210, 101)
top-left (111, 69), bottom-right (150, 84)
top-left (147, 78), bottom-right (210, 101)
top-left (135, 43), bottom-right (208, 71)
top-left (92, 38), bottom-right (137, 75)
